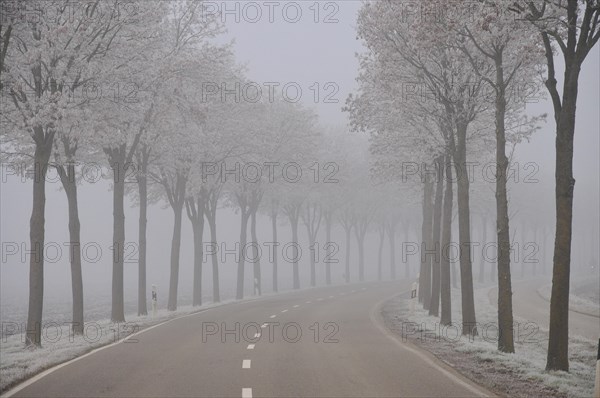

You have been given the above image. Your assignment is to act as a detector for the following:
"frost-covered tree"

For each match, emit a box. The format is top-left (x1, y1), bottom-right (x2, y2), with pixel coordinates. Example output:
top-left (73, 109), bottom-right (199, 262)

top-left (2, 0), bottom-right (147, 345)
top-left (513, 0), bottom-right (600, 371)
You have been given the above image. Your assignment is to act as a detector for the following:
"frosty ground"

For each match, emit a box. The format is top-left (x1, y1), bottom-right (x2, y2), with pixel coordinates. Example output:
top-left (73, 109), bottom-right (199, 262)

top-left (382, 285), bottom-right (597, 398)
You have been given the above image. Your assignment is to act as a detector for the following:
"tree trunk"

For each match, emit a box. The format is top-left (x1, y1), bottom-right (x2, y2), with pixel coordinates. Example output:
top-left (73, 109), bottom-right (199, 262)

top-left (207, 214), bottom-right (220, 302)
top-left (25, 139), bottom-right (52, 346)
top-left (521, 223), bottom-right (526, 279)
top-left (494, 60), bottom-right (515, 352)
top-left (378, 226), bottom-right (384, 281)
top-left (388, 224), bottom-right (396, 280)
top-left (236, 211), bottom-right (249, 299)
top-left (344, 227), bottom-right (351, 283)
top-left (271, 210), bottom-right (278, 292)
top-left (547, 63), bottom-right (580, 372)
top-left (403, 224), bottom-right (410, 279)
top-left (454, 123), bottom-right (477, 336)
top-left (190, 207), bottom-right (204, 306)
top-left (440, 154), bottom-right (453, 326)
top-left (357, 231), bottom-right (365, 282)
top-left (59, 164), bottom-right (84, 334)
top-left (429, 157), bottom-right (443, 317)
top-left (291, 216), bottom-right (300, 289)
top-left (168, 204), bottom-right (183, 311)
top-left (251, 210), bottom-right (261, 295)
top-left (137, 152), bottom-right (148, 316)
top-left (325, 213), bottom-right (332, 285)
top-left (478, 216), bottom-right (487, 284)
top-left (419, 177), bottom-right (434, 309)
top-left (111, 153), bottom-right (126, 323)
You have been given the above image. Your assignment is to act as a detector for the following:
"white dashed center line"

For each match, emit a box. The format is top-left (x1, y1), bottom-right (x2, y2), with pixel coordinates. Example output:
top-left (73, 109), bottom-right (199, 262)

top-left (254, 333), bottom-right (261, 338)
top-left (270, 314), bottom-right (277, 318)
top-left (329, 295), bottom-right (334, 298)
top-left (242, 359), bottom-right (251, 369)
top-left (281, 309), bottom-right (288, 313)
top-left (293, 304), bottom-right (299, 308)
top-left (242, 388), bottom-right (252, 398)
top-left (317, 298), bottom-right (323, 301)
top-left (247, 344), bottom-right (255, 350)
top-left (261, 323), bottom-right (268, 328)
top-left (306, 301), bottom-right (311, 304)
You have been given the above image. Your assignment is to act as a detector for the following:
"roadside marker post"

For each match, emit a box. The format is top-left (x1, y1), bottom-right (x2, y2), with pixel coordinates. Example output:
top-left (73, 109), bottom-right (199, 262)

top-left (410, 281), bottom-right (418, 314)
top-left (151, 284), bottom-right (158, 318)
top-left (594, 337), bottom-right (600, 398)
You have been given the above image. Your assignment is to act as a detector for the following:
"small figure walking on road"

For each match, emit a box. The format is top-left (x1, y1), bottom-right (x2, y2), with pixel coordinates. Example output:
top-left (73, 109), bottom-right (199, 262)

top-left (152, 285), bottom-right (158, 317)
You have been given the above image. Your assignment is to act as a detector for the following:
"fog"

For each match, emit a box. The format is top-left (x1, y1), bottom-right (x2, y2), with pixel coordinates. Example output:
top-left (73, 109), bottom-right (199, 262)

top-left (0, 2), bottom-right (599, 395)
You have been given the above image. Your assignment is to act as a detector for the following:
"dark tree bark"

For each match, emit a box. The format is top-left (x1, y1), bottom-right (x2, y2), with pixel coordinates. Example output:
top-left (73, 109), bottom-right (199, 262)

top-left (353, 214), bottom-right (371, 282)
top-left (25, 127), bottom-right (54, 346)
top-left (236, 192), bottom-right (251, 300)
top-left (106, 146), bottom-right (127, 323)
top-left (162, 171), bottom-right (187, 311)
top-left (270, 202), bottom-right (279, 292)
top-left (478, 216), bottom-right (487, 284)
top-left (419, 175), bottom-right (434, 309)
top-left (440, 154), bottom-right (453, 326)
top-left (250, 210), bottom-right (262, 295)
top-left (186, 193), bottom-right (205, 307)
top-left (302, 202), bottom-right (322, 287)
top-left (55, 139), bottom-right (84, 335)
top-left (522, 0), bottom-right (600, 372)
top-left (284, 201), bottom-right (302, 289)
top-left (493, 56), bottom-right (515, 352)
top-left (135, 146), bottom-right (149, 316)
top-left (453, 122), bottom-right (478, 336)
top-left (205, 187), bottom-right (221, 303)
top-left (429, 157), bottom-right (444, 317)
top-left (339, 210), bottom-right (353, 283)
top-left (105, 122), bottom-right (145, 322)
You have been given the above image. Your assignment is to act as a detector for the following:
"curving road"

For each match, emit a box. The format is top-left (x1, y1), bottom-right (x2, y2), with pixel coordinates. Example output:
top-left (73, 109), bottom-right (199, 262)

top-left (7, 281), bottom-right (490, 398)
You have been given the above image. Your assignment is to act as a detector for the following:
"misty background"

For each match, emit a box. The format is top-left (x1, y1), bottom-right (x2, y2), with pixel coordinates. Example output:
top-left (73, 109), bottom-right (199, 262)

top-left (1, 1), bottom-right (598, 325)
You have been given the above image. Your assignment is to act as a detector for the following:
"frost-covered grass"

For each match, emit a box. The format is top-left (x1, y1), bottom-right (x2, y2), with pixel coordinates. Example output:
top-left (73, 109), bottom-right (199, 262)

top-left (391, 287), bottom-right (597, 398)
top-left (539, 282), bottom-right (600, 318)
top-left (0, 300), bottom-right (234, 394)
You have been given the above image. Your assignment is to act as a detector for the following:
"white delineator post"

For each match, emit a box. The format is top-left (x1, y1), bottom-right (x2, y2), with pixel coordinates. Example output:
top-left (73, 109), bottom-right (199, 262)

top-left (594, 337), bottom-right (600, 398)
top-left (410, 281), bottom-right (418, 314)
top-left (151, 285), bottom-right (158, 317)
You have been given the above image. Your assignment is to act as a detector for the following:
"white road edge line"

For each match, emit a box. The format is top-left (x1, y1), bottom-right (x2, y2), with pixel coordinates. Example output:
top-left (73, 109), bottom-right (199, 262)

top-left (2, 307), bottom-right (213, 398)
top-left (242, 359), bottom-right (251, 369)
top-left (369, 292), bottom-right (493, 397)
top-left (242, 387), bottom-right (253, 398)
top-left (247, 344), bottom-right (255, 350)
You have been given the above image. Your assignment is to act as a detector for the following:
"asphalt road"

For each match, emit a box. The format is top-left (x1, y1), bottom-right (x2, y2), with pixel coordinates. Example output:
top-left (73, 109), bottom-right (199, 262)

top-left (489, 278), bottom-right (599, 341)
top-left (9, 281), bottom-right (490, 397)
